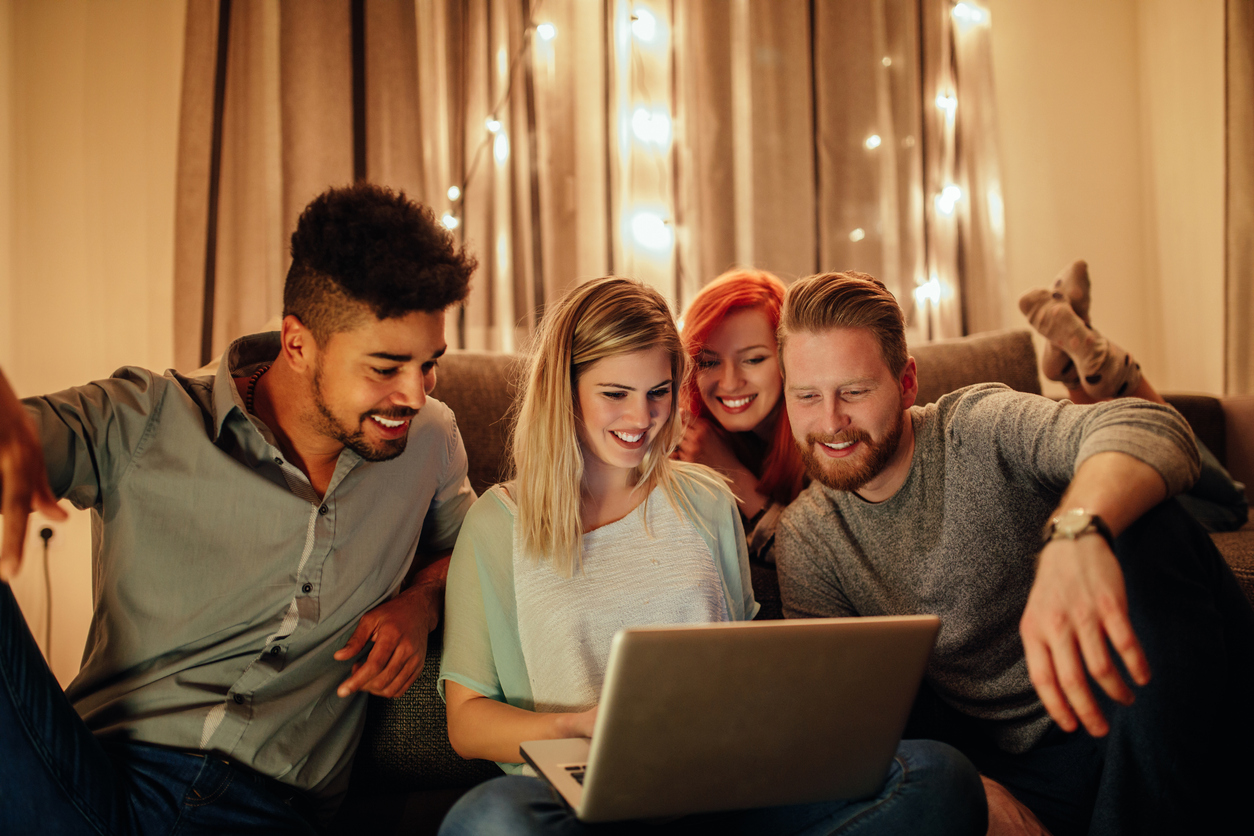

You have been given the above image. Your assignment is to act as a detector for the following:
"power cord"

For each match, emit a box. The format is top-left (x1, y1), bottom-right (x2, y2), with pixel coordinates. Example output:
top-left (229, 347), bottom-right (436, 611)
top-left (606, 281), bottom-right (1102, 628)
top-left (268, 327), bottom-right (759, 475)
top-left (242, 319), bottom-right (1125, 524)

top-left (39, 526), bottom-right (53, 659)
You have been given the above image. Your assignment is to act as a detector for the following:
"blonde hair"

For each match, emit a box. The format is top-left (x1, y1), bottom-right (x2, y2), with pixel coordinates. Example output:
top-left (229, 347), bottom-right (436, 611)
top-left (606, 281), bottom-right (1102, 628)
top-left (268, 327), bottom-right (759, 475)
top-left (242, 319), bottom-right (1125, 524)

top-left (511, 276), bottom-right (730, 577)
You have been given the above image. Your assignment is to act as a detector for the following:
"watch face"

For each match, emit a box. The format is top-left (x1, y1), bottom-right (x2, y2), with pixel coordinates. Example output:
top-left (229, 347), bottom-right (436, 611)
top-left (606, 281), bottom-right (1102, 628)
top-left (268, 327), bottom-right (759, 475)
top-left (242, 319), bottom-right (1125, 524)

top-left (1055, 509), bottom-right (1093, 538)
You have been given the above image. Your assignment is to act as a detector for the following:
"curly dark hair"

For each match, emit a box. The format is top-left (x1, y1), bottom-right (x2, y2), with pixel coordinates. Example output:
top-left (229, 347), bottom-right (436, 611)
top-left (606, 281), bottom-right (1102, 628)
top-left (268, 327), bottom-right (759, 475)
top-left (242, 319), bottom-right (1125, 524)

top-left (283, 183), bottom-right (476, 343)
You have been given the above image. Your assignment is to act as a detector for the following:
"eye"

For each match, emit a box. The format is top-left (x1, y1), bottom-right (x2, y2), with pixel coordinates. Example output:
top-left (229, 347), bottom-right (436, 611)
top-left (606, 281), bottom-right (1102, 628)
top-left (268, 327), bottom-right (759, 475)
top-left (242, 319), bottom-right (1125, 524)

top-left (421, 359), bottom-right (439, 374)
top-left (648, 386), bottom-right (672, 400)
top-left (372, 366), bottom-right (401, 378)
top-left (600, 390), bottom-right (627, 400)
top-left (696, 358), bottom-right (719, 370)
top-left (842, 389), bottom-right (869, 400)
top-left (744, 355), bottom-right (769, 366)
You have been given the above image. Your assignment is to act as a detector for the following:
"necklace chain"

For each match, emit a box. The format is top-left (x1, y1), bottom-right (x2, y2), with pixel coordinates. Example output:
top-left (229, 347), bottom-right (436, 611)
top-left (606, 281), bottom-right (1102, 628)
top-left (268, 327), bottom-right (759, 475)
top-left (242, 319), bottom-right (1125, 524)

top-left (245, 363), bottom-right (271, 415)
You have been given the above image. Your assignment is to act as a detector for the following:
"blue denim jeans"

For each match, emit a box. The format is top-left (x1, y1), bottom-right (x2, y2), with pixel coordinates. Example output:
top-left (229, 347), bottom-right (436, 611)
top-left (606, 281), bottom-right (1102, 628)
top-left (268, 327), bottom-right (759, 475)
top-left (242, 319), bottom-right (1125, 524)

top-left (0, 581), bottom-right (319, 836)
top-left (437, 739), bottom-right (987, 836)
top-left (906, 499), bottom-right (1254, 836)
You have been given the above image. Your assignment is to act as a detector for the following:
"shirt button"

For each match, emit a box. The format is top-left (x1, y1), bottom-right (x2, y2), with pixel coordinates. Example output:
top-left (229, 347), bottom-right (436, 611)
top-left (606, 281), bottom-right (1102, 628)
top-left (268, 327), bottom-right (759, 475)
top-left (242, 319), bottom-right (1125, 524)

top-left (302, 582), bottom-right (313, 594)
top-left (274, 457), bottom-right (283, 465)
top-left (318, 504), bottom-right (328, 515)
top-left (269, 645), bottom-right (282, 656)
top-left (233, 693), bottom-right (244, 705)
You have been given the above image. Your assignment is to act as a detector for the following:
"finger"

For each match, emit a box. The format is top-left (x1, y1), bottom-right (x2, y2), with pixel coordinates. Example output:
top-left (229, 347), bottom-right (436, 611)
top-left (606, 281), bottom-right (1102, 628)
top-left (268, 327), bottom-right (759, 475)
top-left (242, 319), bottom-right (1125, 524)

top-left (1075, 617), bottom-right (1133, 707)
top-left (0, 488), bottom-right (33, 581)
top-left (333, 617), bottom-right (375, 661)
top-left (374, 652), bottom-right (424, 699)
top-left (1022, 636), bottom-right (1077, 733)
top-left (1051, 633), bottom-right (1108, 737)
top-left (359, 633), bottom-right (411, 696)
top-left (337, 630), bottom-right (399, 697)
top-left (1100, 603), bottom-right (1151, 688)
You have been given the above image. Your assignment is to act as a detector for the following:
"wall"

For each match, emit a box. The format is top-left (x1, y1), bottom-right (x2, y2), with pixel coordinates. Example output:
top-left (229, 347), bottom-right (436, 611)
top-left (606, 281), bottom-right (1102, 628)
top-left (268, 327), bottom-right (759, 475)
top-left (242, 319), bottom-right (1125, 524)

top-left (0, 0), bottom-right (184, 684)
top-left (988, 0), bottom-right (1225, 396)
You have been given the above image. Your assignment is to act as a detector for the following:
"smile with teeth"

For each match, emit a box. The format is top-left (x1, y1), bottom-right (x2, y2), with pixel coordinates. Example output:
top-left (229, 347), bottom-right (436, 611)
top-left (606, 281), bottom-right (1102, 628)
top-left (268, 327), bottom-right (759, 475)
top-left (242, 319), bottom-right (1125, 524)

top-left (718, 394), bottom-right (756, 410)
top-left (822, 440), bottom-right (856, 450)
top-left (370, 415), bottom-right (410, 429)
top-left (611, 430), bottom-right (646, 443)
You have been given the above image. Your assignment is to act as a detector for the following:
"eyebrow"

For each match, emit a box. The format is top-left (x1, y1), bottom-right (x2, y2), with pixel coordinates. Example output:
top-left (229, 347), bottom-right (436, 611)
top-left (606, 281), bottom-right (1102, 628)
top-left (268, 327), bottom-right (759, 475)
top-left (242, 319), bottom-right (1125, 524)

top-left (367, 345), bottom-right (447, 363)
top-left (594, 378), bottom-right (673, 390)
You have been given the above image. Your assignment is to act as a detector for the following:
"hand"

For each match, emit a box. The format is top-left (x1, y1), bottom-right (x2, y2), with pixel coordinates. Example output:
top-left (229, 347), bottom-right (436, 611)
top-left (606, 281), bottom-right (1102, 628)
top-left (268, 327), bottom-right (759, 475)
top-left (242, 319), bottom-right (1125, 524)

top-left (0, 373), bottom-right (67, 582)
top-left (1019, 535), bottom-right (1150, 737)
top-left (334, 582), bottom-right (438, 698)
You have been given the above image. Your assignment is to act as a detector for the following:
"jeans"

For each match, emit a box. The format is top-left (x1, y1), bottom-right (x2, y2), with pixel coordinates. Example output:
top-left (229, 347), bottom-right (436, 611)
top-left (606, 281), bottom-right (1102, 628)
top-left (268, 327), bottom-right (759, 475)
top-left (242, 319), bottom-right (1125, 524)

top-left (0, 581), bottom-right (319, 836)
top-left (437, 739), bottom-right (987, 836)
top-left (1176, 438), bottom-right (1249, 532)
top-left (906, 499), bottom-right (1254, 836)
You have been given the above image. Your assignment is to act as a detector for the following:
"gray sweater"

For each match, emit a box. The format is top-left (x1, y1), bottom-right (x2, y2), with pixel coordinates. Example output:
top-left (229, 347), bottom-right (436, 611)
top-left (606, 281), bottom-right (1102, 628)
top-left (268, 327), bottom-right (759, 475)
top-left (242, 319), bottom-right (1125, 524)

top-left (776, 383), bottom-right (1200, 753)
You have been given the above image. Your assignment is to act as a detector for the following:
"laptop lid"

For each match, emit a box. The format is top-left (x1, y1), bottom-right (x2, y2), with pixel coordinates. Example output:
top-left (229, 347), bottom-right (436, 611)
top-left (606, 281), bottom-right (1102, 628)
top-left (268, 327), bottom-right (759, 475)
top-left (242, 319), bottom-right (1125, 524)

top-left (522, 615), bottom-right (940, 822)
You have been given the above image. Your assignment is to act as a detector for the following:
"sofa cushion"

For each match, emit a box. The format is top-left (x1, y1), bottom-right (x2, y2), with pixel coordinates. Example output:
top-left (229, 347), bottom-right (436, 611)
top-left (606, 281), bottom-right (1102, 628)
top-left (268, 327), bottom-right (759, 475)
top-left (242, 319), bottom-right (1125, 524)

top-left (431, 352), bottom-right (522, 494)
top-left (911, 330), bottom-right (1041, 406)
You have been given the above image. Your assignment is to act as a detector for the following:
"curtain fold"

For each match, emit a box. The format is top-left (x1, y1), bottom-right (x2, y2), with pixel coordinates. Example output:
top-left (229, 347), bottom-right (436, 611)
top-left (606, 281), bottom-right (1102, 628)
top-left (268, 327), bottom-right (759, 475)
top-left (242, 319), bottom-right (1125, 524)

top-left (1228, 0), bottom-right (1254, 395)
top-left (174, 0), bottom-right (1006, 369)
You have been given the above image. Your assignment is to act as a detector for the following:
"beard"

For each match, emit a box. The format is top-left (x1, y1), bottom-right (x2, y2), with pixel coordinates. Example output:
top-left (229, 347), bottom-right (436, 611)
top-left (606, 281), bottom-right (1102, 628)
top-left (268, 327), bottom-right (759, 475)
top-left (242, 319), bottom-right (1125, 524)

top-left (311, 364), bottom-right (414, 462)
top-left (796, 410), bottom-right (904, 493)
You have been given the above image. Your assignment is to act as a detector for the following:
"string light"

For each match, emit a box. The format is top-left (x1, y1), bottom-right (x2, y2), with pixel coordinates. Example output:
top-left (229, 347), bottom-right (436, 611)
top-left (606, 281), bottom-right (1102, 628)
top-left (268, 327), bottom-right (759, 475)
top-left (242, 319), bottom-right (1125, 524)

top-left (849, 228), bottom-right (866, 242)
top-left (441, 213), bottom-right (460, 230)
top-left (865, 134), bottom-right (882, 150)
top-left (447, 186), bottom-right (461, 201)
top-left (936, 93), bottom-right (957, 114)
top-left (631, 107), bottom-right (671, 146)
top-left (536, 22), bottom-right (556, 41)
top-left (935, 185), bottom-right (962, 215)
top-left (631, 8), bottom-right (657, 42)
top-left (882, 56), bottom-right (892, 67)
top-left (914, 276), bottom-right (941, 305)
top-left (493, 132), bottom-right (510, 162)
top-left (631, 211), bottom-right (672, 251)
top-left (485, 117), bottom-right (502, 134)
top-left (952, 3), bottom-right (988, 25)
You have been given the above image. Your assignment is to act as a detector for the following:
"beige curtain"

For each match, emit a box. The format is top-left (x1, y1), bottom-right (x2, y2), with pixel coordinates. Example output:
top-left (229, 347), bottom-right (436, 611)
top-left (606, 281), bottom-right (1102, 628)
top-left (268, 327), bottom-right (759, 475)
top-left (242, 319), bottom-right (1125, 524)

top-left (1228, 0), bottom-right (1254, 394)
top-left (174, 0), bottom-right (1006, 369)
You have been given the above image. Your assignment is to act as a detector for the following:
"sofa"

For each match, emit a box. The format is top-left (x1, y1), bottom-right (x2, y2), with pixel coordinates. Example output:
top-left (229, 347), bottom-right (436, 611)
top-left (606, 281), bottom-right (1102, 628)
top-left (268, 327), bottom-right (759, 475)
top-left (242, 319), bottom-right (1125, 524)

top-left (328, 328), bottom-right (1254, 834)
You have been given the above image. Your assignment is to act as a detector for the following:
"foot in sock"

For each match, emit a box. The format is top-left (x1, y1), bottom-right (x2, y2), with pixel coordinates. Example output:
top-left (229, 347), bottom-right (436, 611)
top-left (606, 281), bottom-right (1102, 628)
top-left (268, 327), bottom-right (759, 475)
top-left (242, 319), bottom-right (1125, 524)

top-left (1018, 288), bottom-right (1142, 400)
top-left (1038, 260), bottom-right (1093, 388)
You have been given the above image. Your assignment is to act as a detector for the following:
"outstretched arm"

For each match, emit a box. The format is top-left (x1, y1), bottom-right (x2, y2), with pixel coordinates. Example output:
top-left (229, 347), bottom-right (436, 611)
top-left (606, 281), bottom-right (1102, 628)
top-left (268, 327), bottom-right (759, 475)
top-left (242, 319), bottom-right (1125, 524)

top-left (334, 550), bottom-right (449, 698)
top-left (0, 369), bottom-right (67, 581)
top-left (1019, 450), bottom-right (1167, 737)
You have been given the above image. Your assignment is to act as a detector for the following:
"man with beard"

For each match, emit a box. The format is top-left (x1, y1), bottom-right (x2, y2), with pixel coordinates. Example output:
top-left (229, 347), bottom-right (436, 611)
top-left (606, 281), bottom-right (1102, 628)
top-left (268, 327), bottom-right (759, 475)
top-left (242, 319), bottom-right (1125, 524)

top-left (0, 183), bottom-right (477, 834)
top-left (775, 271), bottom-right (1254, 836)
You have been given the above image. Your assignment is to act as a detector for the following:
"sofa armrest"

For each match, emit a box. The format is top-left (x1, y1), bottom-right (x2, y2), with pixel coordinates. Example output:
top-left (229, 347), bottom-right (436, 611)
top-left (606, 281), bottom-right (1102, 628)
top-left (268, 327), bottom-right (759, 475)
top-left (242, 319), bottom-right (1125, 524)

top-left (1162, 394), bottom-right (1227, 464)
top-left (1222, 395), bottom-right (1254, 492)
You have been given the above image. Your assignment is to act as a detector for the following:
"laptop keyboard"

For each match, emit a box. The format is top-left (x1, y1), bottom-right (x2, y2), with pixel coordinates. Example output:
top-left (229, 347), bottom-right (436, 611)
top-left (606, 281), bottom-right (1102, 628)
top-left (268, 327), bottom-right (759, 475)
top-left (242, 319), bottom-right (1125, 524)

top-left (563, 764), bottom-right (587, 785)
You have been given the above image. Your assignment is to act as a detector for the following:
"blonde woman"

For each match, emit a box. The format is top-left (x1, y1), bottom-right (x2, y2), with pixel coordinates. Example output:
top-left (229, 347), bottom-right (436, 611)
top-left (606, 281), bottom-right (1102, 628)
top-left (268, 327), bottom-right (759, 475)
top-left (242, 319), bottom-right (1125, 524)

top-left (436, 277), bottom-right (983, 835)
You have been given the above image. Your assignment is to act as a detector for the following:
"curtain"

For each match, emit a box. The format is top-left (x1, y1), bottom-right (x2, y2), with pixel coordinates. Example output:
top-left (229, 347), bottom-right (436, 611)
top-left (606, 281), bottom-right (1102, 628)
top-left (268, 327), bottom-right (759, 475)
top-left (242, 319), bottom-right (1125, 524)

top-left (174, 0), bottom-right (1006, 370)
top-left (1228, 0), bottom-right (1254, 395)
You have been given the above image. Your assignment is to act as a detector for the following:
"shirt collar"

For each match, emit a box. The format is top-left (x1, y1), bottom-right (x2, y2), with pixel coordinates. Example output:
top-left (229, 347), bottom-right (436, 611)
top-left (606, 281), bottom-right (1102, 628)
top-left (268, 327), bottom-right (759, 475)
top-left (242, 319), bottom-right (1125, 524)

top-left (213, 331), bottom-right (281, 439)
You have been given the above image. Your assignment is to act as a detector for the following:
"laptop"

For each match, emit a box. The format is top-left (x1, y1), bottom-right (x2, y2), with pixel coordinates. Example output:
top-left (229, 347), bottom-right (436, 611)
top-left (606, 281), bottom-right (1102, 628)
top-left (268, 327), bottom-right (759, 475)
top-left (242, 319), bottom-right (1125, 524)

top-left (520, 615), bottom-right (940, 823)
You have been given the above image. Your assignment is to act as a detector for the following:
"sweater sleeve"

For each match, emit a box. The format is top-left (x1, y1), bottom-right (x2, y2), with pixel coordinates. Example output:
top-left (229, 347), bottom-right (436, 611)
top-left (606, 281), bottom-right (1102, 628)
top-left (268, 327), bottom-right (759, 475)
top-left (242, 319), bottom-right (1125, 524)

top-left (939, 384), bottom-right (1200, 498)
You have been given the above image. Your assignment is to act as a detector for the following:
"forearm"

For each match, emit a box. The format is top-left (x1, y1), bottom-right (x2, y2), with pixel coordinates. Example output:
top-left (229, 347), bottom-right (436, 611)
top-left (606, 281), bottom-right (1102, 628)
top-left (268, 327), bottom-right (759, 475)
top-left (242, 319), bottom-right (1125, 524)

top-left (446, 684), bottom-right (590, 763)
top-left (402, 550), bottom-right (450, 633)
top-left (1055, 451), bottom-right (1169, 537)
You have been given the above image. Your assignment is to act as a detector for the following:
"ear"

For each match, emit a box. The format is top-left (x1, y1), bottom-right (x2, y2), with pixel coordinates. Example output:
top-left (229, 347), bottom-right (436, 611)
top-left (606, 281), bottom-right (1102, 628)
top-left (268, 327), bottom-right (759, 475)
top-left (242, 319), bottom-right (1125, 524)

top-left (898, 356), bottom-right (918, 410)
top-left (280, 314), bottom-right (318, 373)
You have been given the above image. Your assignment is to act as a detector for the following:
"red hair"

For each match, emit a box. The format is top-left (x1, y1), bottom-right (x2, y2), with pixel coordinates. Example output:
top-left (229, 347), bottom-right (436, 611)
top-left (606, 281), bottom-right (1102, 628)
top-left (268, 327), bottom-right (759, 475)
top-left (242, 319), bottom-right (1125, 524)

top-left (680, 268), bottom-right (805, 504)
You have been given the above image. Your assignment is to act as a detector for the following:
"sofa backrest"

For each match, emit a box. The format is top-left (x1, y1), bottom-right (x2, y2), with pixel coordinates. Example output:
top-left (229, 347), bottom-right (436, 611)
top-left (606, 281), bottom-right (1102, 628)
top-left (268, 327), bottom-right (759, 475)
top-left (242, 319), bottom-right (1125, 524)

top-left (433, 330), bottom-right (1043, 496)
top-left (911, 329), bottom-right (1041, 406)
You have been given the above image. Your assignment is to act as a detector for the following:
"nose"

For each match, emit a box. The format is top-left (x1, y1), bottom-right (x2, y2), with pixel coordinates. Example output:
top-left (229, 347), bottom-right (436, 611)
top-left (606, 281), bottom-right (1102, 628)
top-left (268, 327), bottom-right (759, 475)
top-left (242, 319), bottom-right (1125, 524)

top-left (394, 368), bottom-right (427, 411)
top-left (720, 360), bottom-right (743, 392)
top-left (820, 397), bottom-right (848, 435)
top-left (627, 394), bottom-right (654, 428)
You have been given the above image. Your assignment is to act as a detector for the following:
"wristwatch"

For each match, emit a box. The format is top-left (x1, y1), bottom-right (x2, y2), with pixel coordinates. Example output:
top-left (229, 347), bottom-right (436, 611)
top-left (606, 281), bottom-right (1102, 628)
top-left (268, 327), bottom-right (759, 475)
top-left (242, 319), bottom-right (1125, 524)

top-left (1041, 508), bottom-right (1114, 548)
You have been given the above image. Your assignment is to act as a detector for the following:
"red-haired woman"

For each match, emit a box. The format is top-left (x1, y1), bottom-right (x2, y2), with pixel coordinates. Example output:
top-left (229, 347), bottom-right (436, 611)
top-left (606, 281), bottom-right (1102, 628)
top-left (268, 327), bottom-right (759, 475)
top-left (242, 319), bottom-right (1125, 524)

top-left (677, 268), bottom-right (805, 566)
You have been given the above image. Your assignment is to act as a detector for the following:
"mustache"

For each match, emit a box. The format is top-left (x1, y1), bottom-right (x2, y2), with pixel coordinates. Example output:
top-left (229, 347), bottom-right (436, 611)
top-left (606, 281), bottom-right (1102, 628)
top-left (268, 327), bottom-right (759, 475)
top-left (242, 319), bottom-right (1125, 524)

top-left (804, 429), bottom-right (871, 446)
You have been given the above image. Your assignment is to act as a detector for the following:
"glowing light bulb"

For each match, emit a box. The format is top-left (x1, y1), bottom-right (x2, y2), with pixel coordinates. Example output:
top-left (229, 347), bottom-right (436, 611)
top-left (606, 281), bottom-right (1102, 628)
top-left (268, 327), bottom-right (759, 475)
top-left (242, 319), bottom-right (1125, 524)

top-left (935, 185), bottom-right (962, 215)
top-left (882, 56), bottom-right (892, 67)
top-left (631, 108), bottom-right (672, 146)
top-left (914, 277), bottom-right (941, 305)
top-left (849, 228), bottom-right (866, 242)
top-left (631, 211), bottom-right (672, 251)
top-left (865, 134), bottom-right (882, 150)
top-left (493, 132), bottom-right (510, 162)
top-left (631, 8), bottom-right (657, 42)
top-left (447, 186), bottom-right (461, 201)
top-left (441, 213), bottom-right (460, 230)
top-left (485, 117), bottom-right (502, 134)
top-left (536, 22), bottom-right (556, 41)
top-left (936, 93), bottom-right (957, 114)
top-left (952, 3), bottom-right (988, 25)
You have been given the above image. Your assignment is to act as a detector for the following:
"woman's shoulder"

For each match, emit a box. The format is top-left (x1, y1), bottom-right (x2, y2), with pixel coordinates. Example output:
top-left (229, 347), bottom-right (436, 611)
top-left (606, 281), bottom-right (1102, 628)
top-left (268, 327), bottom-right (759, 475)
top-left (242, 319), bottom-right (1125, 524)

top-left (463, 483), bottom-right (518, 528)
top-left (666, 461), bottom-right (737, 516)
